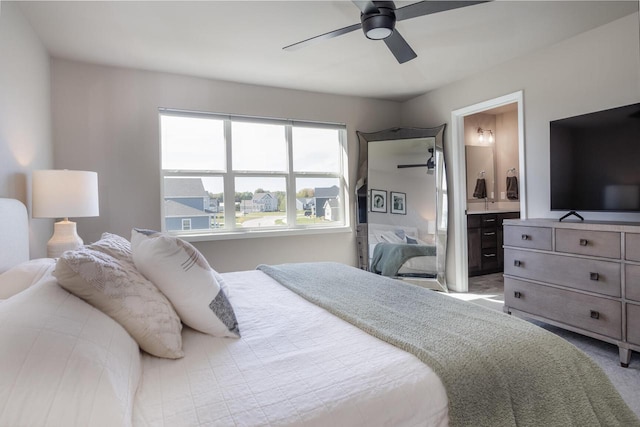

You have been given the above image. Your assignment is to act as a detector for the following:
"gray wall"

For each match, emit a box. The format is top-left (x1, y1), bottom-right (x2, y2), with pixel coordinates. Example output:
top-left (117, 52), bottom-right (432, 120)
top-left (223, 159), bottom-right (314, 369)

top-left (0, 2), bottom-right (53, 258)
top-left (401, 13), bottom-right (640, 287)
top-left (51, 59), bottom-right (401, 272)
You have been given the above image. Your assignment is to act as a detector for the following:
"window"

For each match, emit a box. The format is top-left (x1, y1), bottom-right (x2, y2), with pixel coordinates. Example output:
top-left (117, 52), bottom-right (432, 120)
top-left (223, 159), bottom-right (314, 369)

top-left (160, 109), bottom-right (347, 237)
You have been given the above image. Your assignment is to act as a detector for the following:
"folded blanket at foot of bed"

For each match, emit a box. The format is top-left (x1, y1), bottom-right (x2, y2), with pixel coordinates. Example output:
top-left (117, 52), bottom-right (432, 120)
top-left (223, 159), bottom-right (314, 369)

top-left (371, 242), bottom-right (436, 276)
top-left (258, 262), bottom-right (640, 427)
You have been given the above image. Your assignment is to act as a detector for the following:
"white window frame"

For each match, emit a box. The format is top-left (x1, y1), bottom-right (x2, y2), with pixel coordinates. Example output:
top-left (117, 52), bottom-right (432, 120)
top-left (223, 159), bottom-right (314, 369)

top-left (181, 218), bottom-right (192, 231)
top-left (160, 108), bottom-right (350, 241)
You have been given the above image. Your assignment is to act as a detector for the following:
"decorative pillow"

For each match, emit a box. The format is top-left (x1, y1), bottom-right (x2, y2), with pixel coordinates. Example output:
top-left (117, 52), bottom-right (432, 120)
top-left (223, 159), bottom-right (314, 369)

top-left (54, 247), bottom-right (184, 359)
top-left (131, 228), bottom-right (240, 338)
top-left (89, 232), bottom-right (132, 261)
top-left (406, 236), bottom-right (418, 244)
top-left (0, 258), bottom-right (56, 299)
top-left (0, 272), bottom-right (141, 426)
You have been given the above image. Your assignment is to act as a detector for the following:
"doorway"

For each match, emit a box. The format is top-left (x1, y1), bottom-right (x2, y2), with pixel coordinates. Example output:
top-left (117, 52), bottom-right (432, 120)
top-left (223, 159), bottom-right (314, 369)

top-left (449, 91), bottom-right (526, 292)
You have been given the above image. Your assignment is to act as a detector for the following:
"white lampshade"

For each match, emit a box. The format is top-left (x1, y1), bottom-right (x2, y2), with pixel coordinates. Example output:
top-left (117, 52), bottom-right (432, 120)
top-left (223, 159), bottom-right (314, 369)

top-left (33, 170), bottom-right (99, 219)
top-left (32, 170), bottom-right (99, 258)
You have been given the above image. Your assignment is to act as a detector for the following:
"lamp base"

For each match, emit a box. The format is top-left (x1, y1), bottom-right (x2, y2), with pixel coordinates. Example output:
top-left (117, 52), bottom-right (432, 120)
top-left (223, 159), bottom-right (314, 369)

top-left (47, 219), bottom-right (84, 258)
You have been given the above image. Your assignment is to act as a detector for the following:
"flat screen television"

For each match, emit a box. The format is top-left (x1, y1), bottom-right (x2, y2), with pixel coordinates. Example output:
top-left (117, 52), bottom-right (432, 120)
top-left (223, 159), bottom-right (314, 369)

top-left (550, 102), bottom-right (640, 217)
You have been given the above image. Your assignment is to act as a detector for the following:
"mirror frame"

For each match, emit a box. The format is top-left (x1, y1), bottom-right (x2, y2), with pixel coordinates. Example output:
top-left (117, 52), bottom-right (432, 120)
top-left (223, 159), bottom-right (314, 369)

top-left (355, 125), bottom-right (447, 291)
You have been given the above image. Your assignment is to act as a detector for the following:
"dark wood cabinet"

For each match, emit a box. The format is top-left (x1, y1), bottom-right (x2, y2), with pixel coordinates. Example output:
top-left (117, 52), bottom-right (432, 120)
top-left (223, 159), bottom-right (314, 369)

top-left (467, 211), bottom-right (519, 276)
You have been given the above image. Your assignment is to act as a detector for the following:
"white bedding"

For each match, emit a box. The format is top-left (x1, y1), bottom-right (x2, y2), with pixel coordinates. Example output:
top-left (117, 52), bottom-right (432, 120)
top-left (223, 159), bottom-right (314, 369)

top-left (133, 270), bottom-right (448, 426)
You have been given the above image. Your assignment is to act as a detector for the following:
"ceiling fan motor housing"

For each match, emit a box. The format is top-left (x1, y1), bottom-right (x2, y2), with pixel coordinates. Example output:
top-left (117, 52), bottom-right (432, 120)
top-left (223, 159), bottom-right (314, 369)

top-left (361, 1), bottom-right (396, 40)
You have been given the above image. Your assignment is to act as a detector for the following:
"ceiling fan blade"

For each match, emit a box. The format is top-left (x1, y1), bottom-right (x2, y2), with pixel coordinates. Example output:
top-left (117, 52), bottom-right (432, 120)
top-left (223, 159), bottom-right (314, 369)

top-left (395, 1), bottom-right (491, 22)
top-left (283, 23), bottom-right (362, 51)
top-left (352, 1), bottom-right (379, 14)
top-left (398, 164), bottom-right (428, 168)
top-left (383, 30), bottom-right (417, 64)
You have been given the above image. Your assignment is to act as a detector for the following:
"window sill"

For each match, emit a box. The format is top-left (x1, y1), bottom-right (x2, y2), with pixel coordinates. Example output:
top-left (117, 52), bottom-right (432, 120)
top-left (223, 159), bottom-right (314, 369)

top-left (174, 225), bottom-right (353, 242)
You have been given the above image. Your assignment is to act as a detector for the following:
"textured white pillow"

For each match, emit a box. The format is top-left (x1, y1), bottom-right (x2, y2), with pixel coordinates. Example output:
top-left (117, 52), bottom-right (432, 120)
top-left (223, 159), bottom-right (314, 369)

top-left (0, 271), bottom-right (141, 427)
top-left (131, 228), bottom-right (240, 338)
top-left (0, 258), bottom-right (55, 299)
top-left (90, 232), bottom-right (133, 261)
top-left (54, 247), bottom-right (184, 359)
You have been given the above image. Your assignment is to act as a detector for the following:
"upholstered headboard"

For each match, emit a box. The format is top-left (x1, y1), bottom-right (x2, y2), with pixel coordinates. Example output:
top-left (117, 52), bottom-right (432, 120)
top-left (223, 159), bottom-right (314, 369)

top-left (0, 198), bottom-right (29, 273)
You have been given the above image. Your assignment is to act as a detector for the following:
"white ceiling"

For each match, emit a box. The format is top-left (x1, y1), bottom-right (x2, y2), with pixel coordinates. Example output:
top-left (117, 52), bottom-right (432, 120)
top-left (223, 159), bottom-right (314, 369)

top-left (15, 0), bottom-right (639, 102)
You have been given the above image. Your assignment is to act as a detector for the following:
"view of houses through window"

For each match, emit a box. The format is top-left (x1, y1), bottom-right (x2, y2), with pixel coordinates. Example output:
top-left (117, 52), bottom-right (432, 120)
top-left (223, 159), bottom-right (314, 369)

top-left (160, 110), bottom-right (347, 235)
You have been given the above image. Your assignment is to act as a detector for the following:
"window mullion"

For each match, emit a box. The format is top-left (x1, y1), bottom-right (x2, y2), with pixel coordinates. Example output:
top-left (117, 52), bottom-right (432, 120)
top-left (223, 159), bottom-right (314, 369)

top-left (223, 119), bottom-right (236, 231)
top-left (285, 125), bottom-right (296, 227)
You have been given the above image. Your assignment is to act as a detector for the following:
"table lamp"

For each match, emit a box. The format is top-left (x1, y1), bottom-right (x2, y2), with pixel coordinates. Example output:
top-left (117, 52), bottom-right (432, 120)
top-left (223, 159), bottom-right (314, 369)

top-left (32, 170), bottom-right (99, 258)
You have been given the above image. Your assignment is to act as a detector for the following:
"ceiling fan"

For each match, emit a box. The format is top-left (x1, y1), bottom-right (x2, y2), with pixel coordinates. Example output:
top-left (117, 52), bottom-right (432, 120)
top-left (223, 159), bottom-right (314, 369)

top-left (283, 1), bottom-right (490, 64)
top-left (398, 147), bottom-right (435, 173)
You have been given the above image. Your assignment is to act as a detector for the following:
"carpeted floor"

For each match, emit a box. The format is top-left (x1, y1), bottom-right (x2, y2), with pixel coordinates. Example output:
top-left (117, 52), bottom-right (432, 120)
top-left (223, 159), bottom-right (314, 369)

top-left (448, 273), bottom-right (640, 418)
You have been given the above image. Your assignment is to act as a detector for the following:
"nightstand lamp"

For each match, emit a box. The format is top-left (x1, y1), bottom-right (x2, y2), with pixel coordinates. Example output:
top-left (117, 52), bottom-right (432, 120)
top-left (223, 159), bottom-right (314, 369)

top-left (32, 170), bottom-right (99, 258)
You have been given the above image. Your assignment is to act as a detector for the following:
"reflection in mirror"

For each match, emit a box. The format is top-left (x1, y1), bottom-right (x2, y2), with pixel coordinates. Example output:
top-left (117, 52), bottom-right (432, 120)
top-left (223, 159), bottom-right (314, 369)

top-left (355, 126), bottom-right (447, 292)
top-left (466, 145), bottom-right (495, 202)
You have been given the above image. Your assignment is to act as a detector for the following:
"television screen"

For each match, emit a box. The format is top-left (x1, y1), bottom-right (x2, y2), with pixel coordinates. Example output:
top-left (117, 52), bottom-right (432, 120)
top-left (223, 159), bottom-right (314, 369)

top-left (550, 102), bottom-right (640, 213)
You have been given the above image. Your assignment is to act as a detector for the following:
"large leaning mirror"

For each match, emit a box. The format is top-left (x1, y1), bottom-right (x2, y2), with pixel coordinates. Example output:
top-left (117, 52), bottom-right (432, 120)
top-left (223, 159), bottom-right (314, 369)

top-left (355, 125), bottom-right (448, 292)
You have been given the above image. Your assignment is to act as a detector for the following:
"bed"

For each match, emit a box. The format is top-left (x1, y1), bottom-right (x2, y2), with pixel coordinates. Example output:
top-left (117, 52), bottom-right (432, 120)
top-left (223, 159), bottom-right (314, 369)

top-left (368, 223), bottom-right (437, 277)
top-left (0, 197), bottom-right (638, 427)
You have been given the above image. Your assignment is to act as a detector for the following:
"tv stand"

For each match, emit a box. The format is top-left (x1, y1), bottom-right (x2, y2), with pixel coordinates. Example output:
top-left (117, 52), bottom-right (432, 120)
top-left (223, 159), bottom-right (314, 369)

top-left (559, 211), bottom-right (584, 222)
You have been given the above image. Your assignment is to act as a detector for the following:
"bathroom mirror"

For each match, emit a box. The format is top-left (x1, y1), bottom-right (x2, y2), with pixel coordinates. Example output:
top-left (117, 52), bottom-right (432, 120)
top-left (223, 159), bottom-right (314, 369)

top-left (465, 145), bottom-right (496, 202)
top-left (355, 125), bottom-right (447, 291)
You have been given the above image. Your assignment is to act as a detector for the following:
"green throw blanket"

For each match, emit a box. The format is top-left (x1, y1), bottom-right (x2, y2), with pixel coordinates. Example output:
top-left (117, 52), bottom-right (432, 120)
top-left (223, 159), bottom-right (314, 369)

top-left (257, 262), bottom-right (639, 427)
top-left (371, 242), bottom-right (436, 276)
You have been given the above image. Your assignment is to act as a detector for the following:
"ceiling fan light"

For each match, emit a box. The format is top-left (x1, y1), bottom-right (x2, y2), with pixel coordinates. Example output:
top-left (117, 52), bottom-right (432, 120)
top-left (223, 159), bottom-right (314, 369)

top-left (366, 27), bottom-right (393, 40)
top-left (362, 11), bottom-right (395, 40)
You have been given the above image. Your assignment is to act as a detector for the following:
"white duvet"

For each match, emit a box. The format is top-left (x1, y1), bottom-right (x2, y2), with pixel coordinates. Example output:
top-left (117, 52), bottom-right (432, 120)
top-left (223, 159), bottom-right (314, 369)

top-left (133, 270), bottom-right (449, 426)
top-left (0, 265), bottom-right (448, 426)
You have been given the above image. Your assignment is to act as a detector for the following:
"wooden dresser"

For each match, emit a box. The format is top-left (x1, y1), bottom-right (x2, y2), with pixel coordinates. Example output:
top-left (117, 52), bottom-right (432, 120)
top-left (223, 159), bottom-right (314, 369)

top-left (503, 219), bottom-right (640, 366)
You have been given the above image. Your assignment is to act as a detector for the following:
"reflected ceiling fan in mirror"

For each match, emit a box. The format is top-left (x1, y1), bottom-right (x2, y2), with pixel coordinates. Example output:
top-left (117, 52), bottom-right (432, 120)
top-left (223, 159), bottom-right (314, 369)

top-left (283, 1), bottom-right (490, 64)
top-left (398, 147), bottom-right (435, 173)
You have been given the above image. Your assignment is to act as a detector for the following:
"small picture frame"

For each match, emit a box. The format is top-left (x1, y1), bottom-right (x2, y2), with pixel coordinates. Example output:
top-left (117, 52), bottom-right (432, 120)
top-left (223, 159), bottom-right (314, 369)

top-left (370, 189), bottom-right (387, 213)
top-left (391, 191), bottom-right (406, 215)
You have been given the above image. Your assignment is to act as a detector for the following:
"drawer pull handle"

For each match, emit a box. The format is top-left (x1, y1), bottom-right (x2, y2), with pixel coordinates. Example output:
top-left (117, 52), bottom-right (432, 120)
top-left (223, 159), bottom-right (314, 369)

top-left (590, 272), bottom-right (599, 281)
top-left (521, 234), bottom-right (530, 240)
top-left (580, 239), bottom-right (589, 246)
top-left (514, 260), bottom-right (522, 267)
top-left (484, 218), bottom-right (496, 222)
top-left (483, 253), bottom-right (497, 258)
top-left (590, 310), bottom-right (600, 320)
top-left (484, 232), bottom-right (496, 236)
top-left (514, 291), bottom-right (522, 299)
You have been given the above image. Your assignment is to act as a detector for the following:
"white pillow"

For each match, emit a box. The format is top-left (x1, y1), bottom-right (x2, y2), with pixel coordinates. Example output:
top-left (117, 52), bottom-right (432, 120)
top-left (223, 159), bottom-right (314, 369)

top-left (131, 228), bottom-right (240, 338)
top-left (0, 258), bottom-right (55, 299)
top-left (90, 232), bottom-right (133, 261)
top-left (54, 247), bottom-right (184, 359)
top-left (0, 271), bottom-right (141, 427)
top-left (380, 230), bottom-right (405, 243)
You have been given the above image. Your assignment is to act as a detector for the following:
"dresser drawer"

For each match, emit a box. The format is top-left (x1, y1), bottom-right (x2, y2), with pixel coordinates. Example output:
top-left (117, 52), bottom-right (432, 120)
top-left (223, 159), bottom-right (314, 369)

top-left (555, 229), bottom-right (620, 259)
top-left (503, 225), bottom-right (552, 251)
top-left (624, 264), bottom-right (640, 303)
top-left (505, 277), bottom-right (622, 339)
top-left (627, 303), bottom-right (640, 345)
top-left (504, 249), bottom-right (621, 297)
top-left (626, 233), bottom-right (640, 262)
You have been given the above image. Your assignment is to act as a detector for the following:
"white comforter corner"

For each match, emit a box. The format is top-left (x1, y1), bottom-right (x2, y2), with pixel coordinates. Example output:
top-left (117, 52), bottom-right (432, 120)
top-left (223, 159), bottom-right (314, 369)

top-left (133, 270), bottom-right (448, 426)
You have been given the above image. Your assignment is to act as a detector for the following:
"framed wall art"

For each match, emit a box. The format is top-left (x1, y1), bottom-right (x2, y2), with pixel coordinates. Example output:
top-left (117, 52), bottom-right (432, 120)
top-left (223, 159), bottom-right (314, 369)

top-left (371, 189), bottom-right (387, 213)
top-left (391, 191), bottom-right (406, 215)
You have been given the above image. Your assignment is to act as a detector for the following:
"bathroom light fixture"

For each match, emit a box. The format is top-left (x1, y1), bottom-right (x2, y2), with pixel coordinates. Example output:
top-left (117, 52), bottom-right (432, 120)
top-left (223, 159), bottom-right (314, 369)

top-left (477, 128), bottom-right (494, 143)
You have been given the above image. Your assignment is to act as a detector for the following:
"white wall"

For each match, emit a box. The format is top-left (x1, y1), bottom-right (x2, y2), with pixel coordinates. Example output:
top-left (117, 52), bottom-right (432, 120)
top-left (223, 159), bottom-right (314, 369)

top-left (0, 2), bottom-right (52, 258)
top-left (51, 59), bottom-right (401, 272)
top-left (400, 13), bottom-right (640, 287)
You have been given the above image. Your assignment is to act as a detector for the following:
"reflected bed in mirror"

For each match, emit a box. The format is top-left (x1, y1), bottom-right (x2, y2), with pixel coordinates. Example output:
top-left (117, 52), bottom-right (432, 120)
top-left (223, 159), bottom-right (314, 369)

top-left (355, 125), bottom-right (447, 292)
